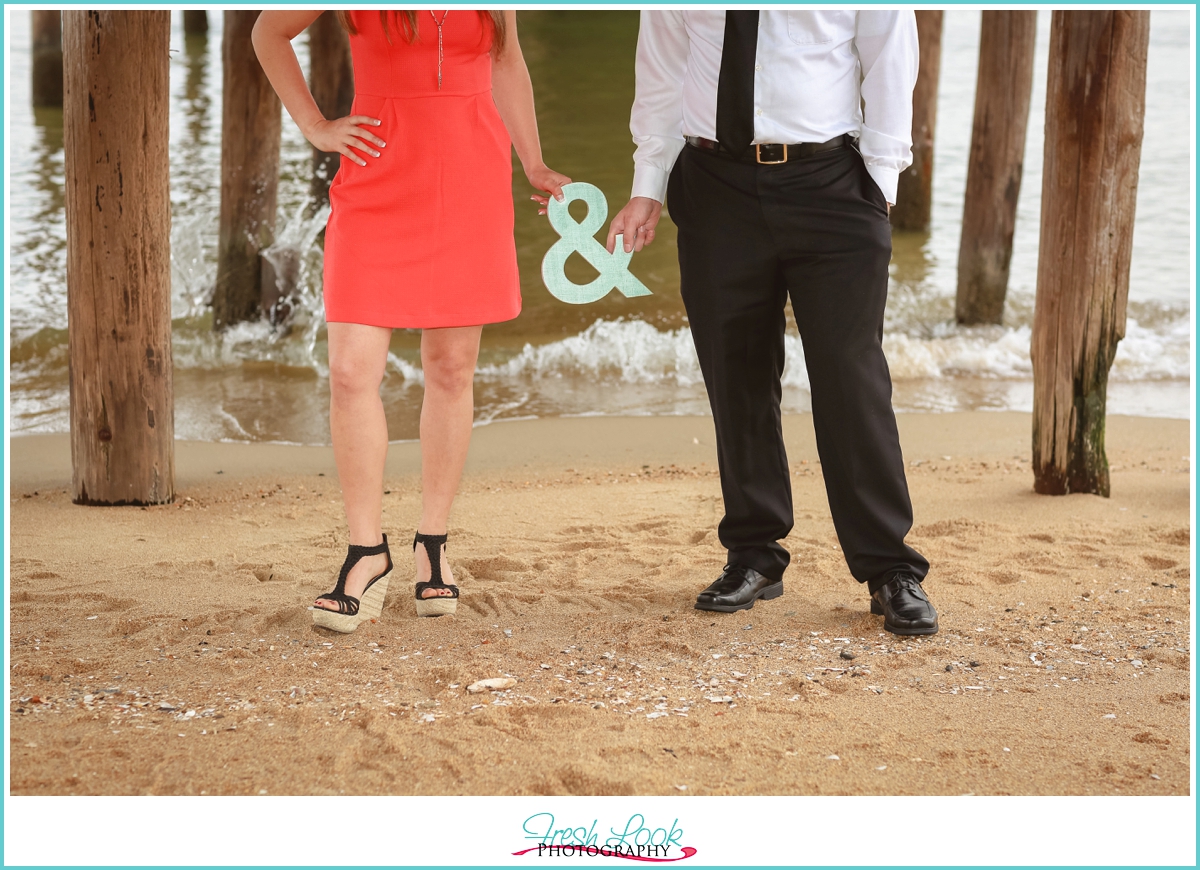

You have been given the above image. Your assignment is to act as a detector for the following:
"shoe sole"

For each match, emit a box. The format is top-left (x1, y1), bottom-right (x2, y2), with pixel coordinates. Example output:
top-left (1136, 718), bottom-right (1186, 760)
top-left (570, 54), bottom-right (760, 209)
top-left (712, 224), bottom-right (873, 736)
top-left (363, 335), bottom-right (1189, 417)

top-left (882, 621), bottom-right (939, 636)
top-left (870, 599), bottom-right (939, 635)
top-left (310, 575), bottom-right (390, 634)
top-left (694, 580), bottom-right (783, 613)
top-left (415, 596), bottom-right (457, 618)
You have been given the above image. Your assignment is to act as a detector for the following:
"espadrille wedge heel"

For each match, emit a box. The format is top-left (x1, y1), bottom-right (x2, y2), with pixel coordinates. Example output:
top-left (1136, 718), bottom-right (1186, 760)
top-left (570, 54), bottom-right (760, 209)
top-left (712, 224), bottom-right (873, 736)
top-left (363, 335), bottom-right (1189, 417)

top-left (413, 532), bottom-right (458, 617)
top-left (310, 535), bottom-right (393, 633)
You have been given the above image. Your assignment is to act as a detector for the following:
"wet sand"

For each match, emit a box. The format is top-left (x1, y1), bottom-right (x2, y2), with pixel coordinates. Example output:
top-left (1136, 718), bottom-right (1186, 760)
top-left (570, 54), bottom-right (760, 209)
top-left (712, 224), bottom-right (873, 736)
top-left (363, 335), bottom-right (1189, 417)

top-left (8, 413), bottom-right (1192, 796)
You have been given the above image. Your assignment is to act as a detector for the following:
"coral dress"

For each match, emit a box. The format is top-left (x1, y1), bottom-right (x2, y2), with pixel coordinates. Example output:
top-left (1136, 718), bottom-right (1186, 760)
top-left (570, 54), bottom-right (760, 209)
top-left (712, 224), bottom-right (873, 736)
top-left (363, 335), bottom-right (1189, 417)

top-left (323, 10), bottom-right (521, 328)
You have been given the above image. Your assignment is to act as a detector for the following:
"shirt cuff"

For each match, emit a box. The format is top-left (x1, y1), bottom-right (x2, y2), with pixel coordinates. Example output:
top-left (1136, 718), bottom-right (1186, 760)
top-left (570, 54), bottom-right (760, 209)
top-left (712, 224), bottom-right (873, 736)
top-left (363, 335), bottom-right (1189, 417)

top-left (864, 164), bottom-right (900, 206)
top-left (631, 164), bottom-right (671, 203)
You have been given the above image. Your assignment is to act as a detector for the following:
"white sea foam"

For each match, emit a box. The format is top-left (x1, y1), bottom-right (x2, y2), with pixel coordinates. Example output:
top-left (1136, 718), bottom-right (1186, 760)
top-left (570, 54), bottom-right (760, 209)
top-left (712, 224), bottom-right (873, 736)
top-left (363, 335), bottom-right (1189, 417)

top-left (386, 352), bottom-right (425, 384)
top-left (472, 317), bottom-right (1189, 387)
top-left (171, 319), bottom-right (320, 371)
top-left (475, 319), bottom-right (706, 385)
top-left (883, 327), bottom-right (1034, 380)
top-left (1111, 316), bottom-right (1192, 380)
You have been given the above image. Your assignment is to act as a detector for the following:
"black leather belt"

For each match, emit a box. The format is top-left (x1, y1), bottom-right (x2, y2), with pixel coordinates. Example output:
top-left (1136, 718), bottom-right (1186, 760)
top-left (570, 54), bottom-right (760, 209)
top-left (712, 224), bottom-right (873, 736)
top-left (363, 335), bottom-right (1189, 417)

top-left (684, 133), bottom-right (852, 165)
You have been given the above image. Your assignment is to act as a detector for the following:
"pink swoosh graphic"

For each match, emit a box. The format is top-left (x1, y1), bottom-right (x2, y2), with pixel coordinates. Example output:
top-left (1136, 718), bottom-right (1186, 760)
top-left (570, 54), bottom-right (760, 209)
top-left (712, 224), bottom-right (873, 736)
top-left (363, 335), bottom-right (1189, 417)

top-left (512, 846), bottom-right (697, 863)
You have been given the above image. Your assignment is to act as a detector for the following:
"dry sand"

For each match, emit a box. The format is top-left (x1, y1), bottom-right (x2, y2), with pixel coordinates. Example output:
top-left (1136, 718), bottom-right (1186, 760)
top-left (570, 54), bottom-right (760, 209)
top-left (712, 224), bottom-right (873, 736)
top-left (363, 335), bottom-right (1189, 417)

top-left (7, 412), bottom-right (1192, 795)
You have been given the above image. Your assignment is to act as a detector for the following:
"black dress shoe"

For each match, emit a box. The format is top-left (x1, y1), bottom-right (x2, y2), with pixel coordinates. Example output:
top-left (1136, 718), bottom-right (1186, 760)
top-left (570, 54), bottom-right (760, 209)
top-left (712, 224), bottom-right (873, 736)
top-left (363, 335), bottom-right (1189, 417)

top-left (870, 573), bottom-right (938, 635)
top-left (695, 565), bottom-right (783, 613)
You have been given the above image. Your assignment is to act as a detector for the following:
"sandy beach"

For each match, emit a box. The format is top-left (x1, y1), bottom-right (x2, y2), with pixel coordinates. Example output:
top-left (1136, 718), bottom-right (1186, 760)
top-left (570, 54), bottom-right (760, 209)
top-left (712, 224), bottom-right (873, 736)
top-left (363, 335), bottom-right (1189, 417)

top-left (7, 412), bottom-right (1192, 796)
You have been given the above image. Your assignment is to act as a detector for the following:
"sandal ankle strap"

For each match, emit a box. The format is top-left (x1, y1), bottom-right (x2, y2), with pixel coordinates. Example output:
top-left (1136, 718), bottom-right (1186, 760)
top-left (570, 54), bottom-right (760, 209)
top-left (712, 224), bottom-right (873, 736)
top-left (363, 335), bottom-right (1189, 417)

top-left (348, 534), bottom-right (390, 559)
top-left (413, 531), bottom-right (450, 588)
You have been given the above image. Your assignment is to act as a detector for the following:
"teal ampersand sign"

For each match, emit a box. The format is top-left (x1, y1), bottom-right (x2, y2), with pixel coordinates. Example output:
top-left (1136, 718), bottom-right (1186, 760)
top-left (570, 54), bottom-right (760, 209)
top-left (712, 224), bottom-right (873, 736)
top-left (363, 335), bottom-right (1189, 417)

top-left (542, 182), bottom-right (652, 304)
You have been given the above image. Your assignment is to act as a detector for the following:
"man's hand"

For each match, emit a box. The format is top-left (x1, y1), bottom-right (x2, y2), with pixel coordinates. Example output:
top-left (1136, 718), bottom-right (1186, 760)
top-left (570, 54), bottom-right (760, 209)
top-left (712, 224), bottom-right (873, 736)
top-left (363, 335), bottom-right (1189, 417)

top-left (606, 196), bottom-right (663, 254)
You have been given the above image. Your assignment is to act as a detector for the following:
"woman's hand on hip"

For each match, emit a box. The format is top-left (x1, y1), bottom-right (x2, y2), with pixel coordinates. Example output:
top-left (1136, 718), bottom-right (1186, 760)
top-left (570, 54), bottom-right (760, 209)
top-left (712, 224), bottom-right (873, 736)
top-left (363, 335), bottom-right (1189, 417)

top-left (526, 164), bottom-right (572, 216)
top-left (303, 116), bottom-right (386, 167)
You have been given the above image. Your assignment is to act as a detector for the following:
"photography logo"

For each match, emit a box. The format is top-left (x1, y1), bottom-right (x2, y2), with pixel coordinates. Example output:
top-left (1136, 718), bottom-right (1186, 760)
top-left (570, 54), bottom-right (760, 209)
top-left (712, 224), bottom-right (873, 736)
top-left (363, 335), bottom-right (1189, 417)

top-left (513, 813), bottom-right (696, 862)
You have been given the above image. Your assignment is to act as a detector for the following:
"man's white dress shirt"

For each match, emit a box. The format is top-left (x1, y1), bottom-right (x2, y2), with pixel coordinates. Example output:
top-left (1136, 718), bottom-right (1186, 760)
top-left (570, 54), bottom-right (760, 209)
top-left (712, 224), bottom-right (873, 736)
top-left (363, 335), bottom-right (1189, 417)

top-left (630, 10), bottom-right (918, 206)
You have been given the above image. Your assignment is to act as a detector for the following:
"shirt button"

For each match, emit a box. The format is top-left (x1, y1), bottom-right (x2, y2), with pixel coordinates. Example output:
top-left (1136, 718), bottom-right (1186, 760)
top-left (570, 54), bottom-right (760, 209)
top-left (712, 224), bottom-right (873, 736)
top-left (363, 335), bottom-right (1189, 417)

top-left (755, 109), bottom-right (762, 116)
top-left (755, 63), bottom-right (762, 71)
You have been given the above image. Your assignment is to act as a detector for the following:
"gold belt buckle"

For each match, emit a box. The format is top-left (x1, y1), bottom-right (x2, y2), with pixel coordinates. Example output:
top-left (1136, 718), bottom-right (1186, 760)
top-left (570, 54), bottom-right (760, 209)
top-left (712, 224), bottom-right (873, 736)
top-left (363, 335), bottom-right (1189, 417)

top-left (756, 143), bottom-right (787, 165)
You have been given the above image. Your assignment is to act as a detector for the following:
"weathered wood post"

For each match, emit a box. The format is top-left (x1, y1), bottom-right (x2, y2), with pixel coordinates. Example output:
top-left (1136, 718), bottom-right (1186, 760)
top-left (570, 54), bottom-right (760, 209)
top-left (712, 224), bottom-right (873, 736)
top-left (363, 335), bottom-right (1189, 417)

top-left (64, 10), bottom-right (174, 505)
top-left (891, 10), bottom-right (942, 230)
top-left (308, 11), bottom-right (354, 209)
top-left (183, 14), bottom-right (207, 106)
top-left (32, 11), bottom-right (64, 107)
top-left (956, 11), bottom-right (1038, 325)
top-left (183, 10), bottom-right (208, 36)
top-left (1031, 10), bottom-right (1150, 496)
top-left (213, 10), bottom-right (282, 328)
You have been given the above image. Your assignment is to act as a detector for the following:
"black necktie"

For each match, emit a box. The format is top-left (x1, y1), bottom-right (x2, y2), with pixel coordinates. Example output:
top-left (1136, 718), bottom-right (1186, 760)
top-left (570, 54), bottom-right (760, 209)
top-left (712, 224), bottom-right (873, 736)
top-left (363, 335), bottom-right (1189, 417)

top-left (715, 10), bottom-right (760, 155)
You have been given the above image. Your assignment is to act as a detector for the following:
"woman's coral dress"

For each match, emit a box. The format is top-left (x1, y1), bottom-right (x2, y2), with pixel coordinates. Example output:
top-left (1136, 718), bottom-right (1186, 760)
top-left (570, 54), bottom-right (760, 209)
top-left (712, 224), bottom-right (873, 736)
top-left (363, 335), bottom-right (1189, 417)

top-left (323, 10), bottom-right (521, 328)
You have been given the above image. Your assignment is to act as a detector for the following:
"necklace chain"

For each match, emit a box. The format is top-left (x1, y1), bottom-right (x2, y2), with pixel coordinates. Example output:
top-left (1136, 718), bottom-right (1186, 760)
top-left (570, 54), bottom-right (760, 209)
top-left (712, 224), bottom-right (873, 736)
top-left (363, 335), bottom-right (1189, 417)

top-left (430, 10), bottom-right (450, 90)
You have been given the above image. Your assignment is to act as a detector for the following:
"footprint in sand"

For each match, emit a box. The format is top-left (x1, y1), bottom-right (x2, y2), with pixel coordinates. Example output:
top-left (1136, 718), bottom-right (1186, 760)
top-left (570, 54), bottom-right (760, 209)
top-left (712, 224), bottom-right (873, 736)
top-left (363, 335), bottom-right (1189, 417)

top-left (628, 519), bottom-right (670, 533)
top-left (912, 519), bottom-right (989, 538)
top-left (1132, 731), bottom-right (1170, 747)
top-left (236, 563), bottom-right (294, 583)
top-left (1155, 528), bottom-right (1189, 547)
top-left (460, 556), bottom-right (530, 581)
top-left (1142, 555), bottom-right (1178, 570)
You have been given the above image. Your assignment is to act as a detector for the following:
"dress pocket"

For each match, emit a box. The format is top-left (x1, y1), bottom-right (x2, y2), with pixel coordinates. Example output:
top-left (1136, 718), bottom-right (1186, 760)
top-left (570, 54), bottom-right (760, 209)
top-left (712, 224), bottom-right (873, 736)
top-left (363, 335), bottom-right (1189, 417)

top-left (785, 11), bottom-right (854, 46)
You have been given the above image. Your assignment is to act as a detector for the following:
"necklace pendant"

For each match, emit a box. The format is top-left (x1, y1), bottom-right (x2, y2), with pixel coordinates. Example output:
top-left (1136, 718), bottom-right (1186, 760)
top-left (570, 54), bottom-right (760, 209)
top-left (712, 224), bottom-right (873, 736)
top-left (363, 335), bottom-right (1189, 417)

top-left (431, 10), bottom-right (449, 91)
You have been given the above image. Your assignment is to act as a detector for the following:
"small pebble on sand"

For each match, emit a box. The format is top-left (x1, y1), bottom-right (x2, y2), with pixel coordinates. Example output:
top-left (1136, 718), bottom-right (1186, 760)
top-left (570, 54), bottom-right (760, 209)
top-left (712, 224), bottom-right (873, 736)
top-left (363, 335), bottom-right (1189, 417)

top-left (468, 678), bottom-right (517, 694)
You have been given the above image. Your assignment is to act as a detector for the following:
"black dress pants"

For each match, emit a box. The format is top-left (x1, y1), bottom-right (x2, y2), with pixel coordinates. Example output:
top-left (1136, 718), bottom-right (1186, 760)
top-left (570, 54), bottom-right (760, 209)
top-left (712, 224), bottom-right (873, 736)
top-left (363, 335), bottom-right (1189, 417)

top-left (666, 143), bottom-right (929, 591)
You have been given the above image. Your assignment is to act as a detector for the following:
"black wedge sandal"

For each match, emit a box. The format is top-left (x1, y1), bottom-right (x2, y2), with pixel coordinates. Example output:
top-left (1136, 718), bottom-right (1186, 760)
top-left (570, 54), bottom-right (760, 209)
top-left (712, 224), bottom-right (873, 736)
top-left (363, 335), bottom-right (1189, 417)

top-left (413, 532), bottom-right (458, 617)
top-left (309, 535), bottom-right (393, 633)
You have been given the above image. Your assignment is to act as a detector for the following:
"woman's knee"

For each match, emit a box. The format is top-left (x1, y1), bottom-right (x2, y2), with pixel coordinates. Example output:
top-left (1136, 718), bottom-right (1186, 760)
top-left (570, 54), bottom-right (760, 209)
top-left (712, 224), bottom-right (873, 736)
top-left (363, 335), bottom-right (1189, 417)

top-left (329, 352), bottom-right (384, 399)
top-left (423, 345), bottom-right (478, 395)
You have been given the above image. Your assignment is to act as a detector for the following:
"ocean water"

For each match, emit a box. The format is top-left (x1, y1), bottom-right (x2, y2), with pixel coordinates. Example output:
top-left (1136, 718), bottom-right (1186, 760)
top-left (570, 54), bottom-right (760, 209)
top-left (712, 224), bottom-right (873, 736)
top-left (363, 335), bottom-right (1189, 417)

top-left (6, 10), bottom-right (1192, 444)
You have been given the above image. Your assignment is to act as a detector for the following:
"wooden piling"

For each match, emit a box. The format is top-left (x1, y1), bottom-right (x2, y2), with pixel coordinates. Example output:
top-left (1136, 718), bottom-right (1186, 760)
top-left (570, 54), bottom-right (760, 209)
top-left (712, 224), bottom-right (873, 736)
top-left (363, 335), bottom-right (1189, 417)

top-left (891, 10), bottom-right (942, 231)
top-left (64, 10), bottom-right (174, 505)
top-left (956, 11), bottom-right (1038, 325)
top-left (183, 10), bottom-right (208, 35)
top-left (1031, 10), bottom-right (1150, 496)
top-left (308, 11), bottom-right (354, 209)
top-left (213, 10), bottom-right (281, 329)
top-left (32, 11), bottom-right (64, 107)
top-left (261, 248), bottom-right (300, 325)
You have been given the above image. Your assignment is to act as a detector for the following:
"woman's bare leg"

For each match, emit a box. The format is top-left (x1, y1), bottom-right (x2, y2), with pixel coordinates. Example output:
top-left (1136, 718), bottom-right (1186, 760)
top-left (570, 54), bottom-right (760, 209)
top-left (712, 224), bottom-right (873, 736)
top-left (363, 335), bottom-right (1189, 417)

top-left (414, 325), bottom-right (482, 596)
top-left (314, 322), bottom-right (393, 610)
